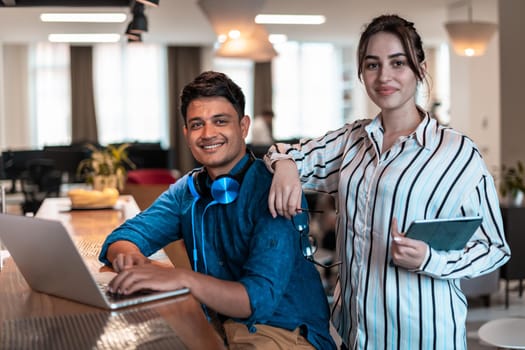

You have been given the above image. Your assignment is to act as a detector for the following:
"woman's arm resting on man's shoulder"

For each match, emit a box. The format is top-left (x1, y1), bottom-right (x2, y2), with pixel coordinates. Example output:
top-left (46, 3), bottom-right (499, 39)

top-left (267, 159), bottom-right (303, 219)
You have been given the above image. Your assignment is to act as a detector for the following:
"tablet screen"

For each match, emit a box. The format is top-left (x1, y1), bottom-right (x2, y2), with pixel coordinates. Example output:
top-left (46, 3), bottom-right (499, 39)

top-left (404, 216), bottom-right (482, 250)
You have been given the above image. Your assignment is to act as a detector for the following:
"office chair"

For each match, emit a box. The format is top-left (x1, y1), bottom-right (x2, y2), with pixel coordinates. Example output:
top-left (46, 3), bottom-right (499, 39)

top-left (126, 168), bottom-right (177, 185)
top-left (20, 158), bottom-right (62, 214)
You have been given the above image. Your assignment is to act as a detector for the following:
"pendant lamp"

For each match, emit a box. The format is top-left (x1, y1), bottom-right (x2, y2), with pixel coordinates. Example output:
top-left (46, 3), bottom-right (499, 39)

top-left (128, 34), bottom-right (142, 43)
top-left (136, 0), bottom-right (159, 7)
top-left (130, 3), bottom-right (148, 34)
top-left (216, 25), bottom-right (277, 62)
top-left (197, 0), bottom-right (276, 62)
top-left (444, 1), bottom-right (497, 57)
top-left (125, 22), bottom-right (140, 40)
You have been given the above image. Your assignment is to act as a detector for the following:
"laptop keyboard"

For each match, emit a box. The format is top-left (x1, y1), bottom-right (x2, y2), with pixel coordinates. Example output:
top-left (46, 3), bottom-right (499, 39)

top-left (97, 282), bottom-right (155, 302)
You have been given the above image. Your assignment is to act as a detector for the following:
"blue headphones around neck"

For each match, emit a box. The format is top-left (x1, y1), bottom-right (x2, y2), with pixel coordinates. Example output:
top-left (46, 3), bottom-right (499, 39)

top-left (187, 151), bottom-right (255, 273)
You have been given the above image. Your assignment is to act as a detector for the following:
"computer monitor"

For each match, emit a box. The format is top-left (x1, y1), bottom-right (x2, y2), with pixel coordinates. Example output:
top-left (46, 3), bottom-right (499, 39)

top-left (1, 150), bottom-right (47, 193)
top-left (0, 154), bottom-right (5, 180)
top-left (127, 146), bottom-right (169, 169)
top-left (42, 147), bottom-right (90, 183)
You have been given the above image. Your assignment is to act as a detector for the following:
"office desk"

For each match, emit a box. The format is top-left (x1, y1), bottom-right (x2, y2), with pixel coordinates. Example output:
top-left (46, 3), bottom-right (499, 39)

top-left (0, 196), bottom-right (225, 350)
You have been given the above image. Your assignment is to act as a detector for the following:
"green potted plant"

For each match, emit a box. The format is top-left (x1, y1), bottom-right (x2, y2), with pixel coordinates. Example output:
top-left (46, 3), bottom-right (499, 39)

top-left (500, 160), bottom-right (525, 207)
top-left (77, 143), bottom-right (135, 192)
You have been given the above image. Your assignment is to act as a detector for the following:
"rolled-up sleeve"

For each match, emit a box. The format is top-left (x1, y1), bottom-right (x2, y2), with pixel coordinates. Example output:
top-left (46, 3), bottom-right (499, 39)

top-left (236, 215), bottom-right (297, 327)
top-left (99, 180), bottom-right (186, 266)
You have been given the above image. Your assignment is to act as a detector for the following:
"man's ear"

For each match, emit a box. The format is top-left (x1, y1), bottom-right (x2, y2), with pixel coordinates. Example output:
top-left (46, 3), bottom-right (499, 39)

top-left (241, 115), bottom-right (251, 138)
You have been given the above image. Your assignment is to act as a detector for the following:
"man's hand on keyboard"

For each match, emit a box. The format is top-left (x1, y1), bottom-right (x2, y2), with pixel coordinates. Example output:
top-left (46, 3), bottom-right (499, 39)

top-left (108, 264), bottom-right (182, 295)
top-left (111, 252), bottom-right (151, 272)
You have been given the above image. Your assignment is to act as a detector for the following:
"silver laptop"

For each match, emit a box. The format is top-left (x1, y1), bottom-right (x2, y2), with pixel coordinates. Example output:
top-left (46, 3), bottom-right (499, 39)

top-left (0, 213), bottom-right (189, 310)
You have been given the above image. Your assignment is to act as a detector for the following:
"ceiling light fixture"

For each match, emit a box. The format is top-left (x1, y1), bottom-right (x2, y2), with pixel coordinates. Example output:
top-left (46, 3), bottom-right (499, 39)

top-left (40, 13), bottom-right (127, 23)
top-left (124, 0), bottom-right (159, 43)
top-left (197, 0), bottom-right (267, 38)
top-left (197, 0), bottom-right (276, 61)
top-left (125, 22), bottom-right (140, 41)
top-left (129, 3), bottom-right (148, 33)
top-left (135, 0), bottom-right (159, 7)
top-left (128, 33), bottom-right (142, 43)
top-left (48, 34), bottom-right (121, 43)
top-left (228, 29), bottom-right (241, 39)
top-left (216, 25), bottom-right (277, 62)
top-left (444, 0), bottom-right (497, 57)
top-left (255, 14), bottom-right (326, 25)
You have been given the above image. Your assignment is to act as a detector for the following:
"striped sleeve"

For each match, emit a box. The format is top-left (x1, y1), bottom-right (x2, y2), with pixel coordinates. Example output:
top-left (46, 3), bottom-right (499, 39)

top-left (421, 168), bottom-right (510, 279)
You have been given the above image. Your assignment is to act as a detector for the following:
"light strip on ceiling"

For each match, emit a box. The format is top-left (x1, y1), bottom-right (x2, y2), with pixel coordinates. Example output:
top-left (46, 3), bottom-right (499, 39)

top-left (48, 34), bottom-right (121, 43)
top-left (41, 13), bottom-right (127, 23)
top-left (255, 14), bottom-right (325, 25)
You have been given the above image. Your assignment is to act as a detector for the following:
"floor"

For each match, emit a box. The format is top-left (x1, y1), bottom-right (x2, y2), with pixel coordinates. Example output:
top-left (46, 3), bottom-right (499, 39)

top-left (466, 280), bottom-right (525, 349)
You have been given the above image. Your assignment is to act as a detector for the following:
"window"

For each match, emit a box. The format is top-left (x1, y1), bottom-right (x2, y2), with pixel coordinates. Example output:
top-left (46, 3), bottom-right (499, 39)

top-left (212, 43), bottom-right (343, 142)
top-left (272, 42), bottom-right (343, 140)
top-left (30, 42), bottom-right (344, 149)
top-left (30, 43), bottom-right (71, 147)
top-left (212, 58), bottom-right (255, 141)
top-left (94, 43), bottom-right (168, 146)
top-left (31, 42), bottom-right (168, 148)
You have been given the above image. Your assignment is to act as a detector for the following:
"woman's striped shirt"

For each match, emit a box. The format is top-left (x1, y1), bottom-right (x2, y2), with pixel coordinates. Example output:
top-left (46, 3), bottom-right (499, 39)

top-left (266, 113), bottom-right (510, 350)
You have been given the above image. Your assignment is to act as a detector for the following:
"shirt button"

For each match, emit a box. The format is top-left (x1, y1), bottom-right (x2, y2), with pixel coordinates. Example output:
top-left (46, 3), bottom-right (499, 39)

top-left (219, 261), bottom-right (224, 266)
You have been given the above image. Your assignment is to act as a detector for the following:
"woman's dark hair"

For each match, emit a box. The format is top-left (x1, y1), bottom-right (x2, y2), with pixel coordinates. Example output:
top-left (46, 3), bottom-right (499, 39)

top-left (357, 14), bottom-right (426, 82)
top-left (180, 71), bottom-right (246, 125)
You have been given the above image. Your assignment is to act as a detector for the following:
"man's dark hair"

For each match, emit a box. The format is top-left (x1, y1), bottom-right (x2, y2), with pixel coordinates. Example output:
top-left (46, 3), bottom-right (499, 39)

top-left (180, 71), bottom-right (246, 125)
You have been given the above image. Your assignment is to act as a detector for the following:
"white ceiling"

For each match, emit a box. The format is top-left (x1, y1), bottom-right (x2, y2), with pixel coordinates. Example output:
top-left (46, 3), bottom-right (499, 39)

top-left (0, 0), bottom-right (493, 47)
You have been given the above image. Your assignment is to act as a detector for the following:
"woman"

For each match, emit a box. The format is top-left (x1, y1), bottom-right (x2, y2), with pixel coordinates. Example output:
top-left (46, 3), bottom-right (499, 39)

top-left (265, 14), bottom-right (510, 350)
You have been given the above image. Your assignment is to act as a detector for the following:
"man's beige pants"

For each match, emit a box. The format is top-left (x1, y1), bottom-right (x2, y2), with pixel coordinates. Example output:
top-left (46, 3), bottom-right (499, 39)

top-left (223, 319), bottom-right (316, 350)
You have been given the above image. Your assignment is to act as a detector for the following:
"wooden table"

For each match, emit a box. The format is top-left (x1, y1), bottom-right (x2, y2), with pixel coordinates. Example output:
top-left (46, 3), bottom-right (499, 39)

top-left (0, 196), bottom-right (225, 350)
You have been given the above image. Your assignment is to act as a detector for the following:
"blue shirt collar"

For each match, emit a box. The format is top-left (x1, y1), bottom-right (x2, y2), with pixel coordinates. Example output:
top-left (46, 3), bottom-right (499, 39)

top-left (202, 152), bottom-right (251, 185)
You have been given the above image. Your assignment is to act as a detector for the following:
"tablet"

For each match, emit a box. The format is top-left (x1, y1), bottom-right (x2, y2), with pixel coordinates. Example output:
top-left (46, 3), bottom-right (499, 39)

top-left (404, 216), bottom-right (482, 251)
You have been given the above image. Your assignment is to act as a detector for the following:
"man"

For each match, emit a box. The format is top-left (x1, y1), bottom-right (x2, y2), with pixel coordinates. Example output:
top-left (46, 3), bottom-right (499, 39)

top-left (99, 71), bottom-right (336, 349)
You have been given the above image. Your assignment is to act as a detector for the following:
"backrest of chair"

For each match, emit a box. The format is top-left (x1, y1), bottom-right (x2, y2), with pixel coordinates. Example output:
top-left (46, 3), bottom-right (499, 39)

top-left (126, 169), bottom-right (177, 185)
top-left (20, 158), bottom-right (62, 214)
top-left (25, 159), bottom-right (62, 195)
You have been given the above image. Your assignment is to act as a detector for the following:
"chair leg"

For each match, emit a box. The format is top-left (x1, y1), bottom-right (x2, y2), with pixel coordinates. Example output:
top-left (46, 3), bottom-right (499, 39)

top-left (506, 278), bottom-right (510, 309)
top-left (481, 294), bottom-right (491, 307)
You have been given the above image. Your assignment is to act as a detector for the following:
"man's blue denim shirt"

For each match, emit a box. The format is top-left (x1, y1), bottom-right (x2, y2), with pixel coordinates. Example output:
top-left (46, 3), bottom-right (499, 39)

top-left (99, 155), bottom-right (336, 350)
